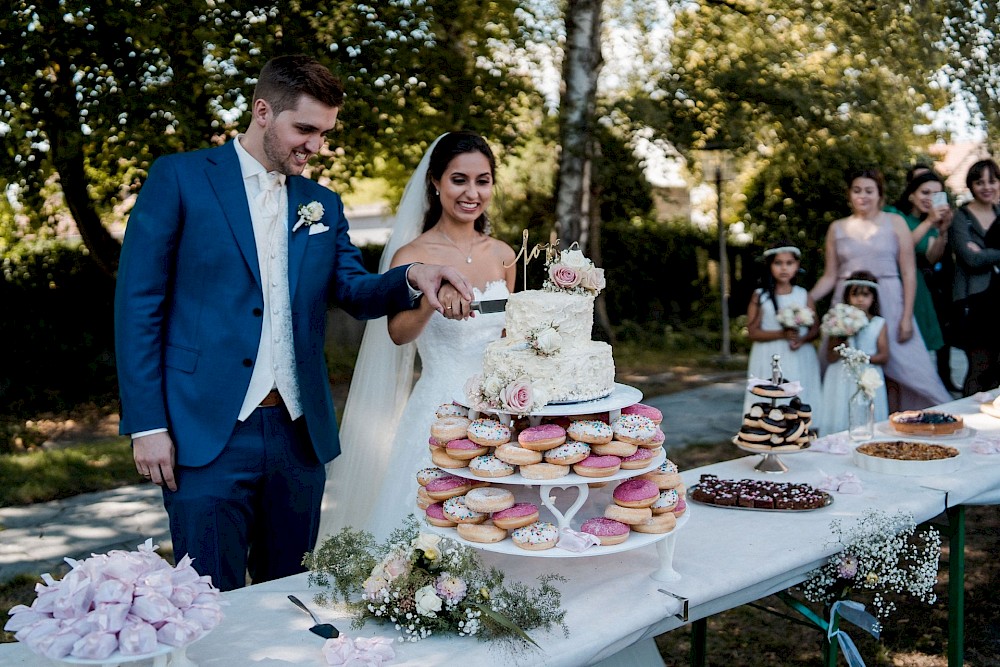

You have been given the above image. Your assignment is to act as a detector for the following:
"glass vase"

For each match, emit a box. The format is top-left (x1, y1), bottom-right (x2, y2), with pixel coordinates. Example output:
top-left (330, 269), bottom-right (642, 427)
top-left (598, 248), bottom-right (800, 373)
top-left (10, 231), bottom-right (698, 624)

top-left (848, 389), bottom-right (875, 442)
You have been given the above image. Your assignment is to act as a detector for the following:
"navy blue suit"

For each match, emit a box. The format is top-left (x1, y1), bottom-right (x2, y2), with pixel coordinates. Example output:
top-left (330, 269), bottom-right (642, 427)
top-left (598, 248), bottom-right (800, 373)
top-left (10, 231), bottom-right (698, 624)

top-left (115, 141), bottom-right (412, 588)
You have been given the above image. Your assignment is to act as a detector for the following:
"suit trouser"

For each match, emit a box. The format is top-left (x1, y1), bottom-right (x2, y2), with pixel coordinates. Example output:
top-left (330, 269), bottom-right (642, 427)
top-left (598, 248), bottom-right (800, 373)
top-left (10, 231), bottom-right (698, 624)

top-left (162, 405), bottom-right (325, 591)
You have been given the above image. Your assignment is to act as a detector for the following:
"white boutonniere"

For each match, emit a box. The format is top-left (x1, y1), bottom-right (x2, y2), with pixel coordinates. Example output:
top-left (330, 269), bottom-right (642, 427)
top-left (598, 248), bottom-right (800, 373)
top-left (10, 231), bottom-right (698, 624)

top-left (293, 201), bottom-right (325, 232)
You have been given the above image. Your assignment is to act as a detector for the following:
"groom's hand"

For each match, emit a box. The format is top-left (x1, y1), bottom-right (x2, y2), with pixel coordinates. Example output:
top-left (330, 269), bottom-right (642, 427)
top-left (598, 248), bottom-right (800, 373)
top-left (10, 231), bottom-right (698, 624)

top-left (133, 431), bottom-right (178, 491)
top-left (407, 263), bottom-right (473, 317)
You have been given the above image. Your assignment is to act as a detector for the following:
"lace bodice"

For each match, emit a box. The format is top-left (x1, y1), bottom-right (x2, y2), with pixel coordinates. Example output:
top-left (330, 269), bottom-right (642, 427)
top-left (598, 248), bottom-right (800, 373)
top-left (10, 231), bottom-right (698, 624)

top-left (414, 280), bottom-right (508, 389)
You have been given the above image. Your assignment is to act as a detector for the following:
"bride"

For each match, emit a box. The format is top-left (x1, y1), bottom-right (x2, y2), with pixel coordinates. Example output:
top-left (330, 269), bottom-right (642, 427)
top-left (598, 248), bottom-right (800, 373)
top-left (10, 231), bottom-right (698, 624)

top-left (318, 132), bottom-right (516, 541)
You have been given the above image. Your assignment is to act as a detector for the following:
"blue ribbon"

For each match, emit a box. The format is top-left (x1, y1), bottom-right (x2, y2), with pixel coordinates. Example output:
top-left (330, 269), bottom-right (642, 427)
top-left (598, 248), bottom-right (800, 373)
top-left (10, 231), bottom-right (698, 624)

top-left (827, 600), bottom-right (880, 667)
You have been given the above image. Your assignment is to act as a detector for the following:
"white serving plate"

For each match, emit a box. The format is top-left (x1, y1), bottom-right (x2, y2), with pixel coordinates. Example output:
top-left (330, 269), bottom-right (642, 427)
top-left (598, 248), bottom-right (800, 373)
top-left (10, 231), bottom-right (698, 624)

top-left (445, 448), bottom-right (666, 486)
top-left (455, 382), bottom-right (643, 418)
top-left (851, 440), bottom-right (962, 476)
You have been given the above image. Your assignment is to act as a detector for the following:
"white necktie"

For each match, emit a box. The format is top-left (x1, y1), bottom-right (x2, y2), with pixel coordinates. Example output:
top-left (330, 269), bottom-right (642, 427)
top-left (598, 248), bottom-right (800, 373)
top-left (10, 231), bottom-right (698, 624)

top-left (258, 171), bottom-right (302, 419)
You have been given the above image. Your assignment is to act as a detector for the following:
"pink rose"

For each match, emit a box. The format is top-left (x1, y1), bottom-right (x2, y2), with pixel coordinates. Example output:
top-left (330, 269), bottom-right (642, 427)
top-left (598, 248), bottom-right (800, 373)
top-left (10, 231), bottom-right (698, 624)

top-left (549, 264), bottom-right (581, 289)
top-left (579, 266), bottom-right (605, 292)
top-left (502, 379), bottom-right (533, 413)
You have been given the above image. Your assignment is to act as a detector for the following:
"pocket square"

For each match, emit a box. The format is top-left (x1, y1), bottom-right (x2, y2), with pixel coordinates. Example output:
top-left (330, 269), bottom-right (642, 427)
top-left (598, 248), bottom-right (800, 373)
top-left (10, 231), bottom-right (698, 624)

top-left (308, 223), bottom-right (330, 235)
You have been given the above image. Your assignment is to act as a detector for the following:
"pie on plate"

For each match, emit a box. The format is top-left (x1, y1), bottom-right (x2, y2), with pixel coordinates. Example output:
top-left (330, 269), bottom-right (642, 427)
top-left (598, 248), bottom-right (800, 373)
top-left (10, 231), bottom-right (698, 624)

top-left (888, 411), bottom-right (963, 436)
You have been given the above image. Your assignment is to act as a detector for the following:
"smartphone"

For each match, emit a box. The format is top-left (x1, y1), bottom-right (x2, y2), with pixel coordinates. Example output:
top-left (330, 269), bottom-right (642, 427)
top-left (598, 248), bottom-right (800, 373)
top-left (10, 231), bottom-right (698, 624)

top-left (931, 191), bottom-right (948, 208)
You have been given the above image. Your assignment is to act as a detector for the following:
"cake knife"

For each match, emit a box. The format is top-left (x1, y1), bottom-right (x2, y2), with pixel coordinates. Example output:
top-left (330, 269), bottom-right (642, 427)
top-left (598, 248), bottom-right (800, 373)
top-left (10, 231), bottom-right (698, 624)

top-left (470, 299), bottom-right (507, 313)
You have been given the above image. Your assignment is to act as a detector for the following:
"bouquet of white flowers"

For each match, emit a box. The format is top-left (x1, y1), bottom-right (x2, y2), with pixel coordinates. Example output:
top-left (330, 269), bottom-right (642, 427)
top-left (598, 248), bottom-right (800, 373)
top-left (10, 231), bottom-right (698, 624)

top-left (543, 245), bottom-right (605, 296)
top-left (834, 343), bottom-right (884, 399)
top-left (820, 303), bottom-right (869, 338)
top-left (305, 518), bottom-right (567, 646)
top-left (776, 305), bottom-right (815, 329)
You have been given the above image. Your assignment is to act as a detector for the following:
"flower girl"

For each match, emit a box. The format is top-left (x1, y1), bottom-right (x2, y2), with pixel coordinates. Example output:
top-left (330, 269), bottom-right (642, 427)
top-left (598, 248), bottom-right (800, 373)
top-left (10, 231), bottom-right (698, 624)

top-left (744, 243), bottom-right (822, 413)
top-left (816, 271), bottom-right (890, 434)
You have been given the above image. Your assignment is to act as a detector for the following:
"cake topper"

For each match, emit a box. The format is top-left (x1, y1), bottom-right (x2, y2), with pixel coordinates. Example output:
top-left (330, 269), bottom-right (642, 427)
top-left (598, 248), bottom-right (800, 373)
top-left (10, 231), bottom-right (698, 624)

top-left (771, 354), bottom-right (783, 385)
top-left (506, 229), bottom-right (561, 292)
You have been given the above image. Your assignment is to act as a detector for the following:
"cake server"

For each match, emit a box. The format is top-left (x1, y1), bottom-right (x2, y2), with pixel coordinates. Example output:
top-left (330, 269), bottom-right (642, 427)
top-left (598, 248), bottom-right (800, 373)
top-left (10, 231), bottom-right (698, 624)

top-left (470, 298), bottom-right (507, 313)
top-left (288, 594), bottom-right (340, 639)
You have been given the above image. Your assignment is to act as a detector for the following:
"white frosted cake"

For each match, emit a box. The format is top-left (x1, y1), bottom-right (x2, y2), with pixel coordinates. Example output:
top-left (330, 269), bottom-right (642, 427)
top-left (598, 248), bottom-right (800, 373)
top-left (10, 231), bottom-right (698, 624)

top-left (480, 289), bottom-right (615, 404)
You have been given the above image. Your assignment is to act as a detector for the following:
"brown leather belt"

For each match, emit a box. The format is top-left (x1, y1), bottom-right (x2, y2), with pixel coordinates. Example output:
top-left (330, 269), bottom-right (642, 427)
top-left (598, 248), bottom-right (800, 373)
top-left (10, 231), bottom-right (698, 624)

top-left (259, 389), bottom-right (284, 408)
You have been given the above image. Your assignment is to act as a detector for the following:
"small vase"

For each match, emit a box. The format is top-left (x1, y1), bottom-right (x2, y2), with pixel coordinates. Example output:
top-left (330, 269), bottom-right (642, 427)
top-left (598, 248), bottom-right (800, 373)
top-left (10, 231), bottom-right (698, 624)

top-left (848, 389), bottom-right (875, 442)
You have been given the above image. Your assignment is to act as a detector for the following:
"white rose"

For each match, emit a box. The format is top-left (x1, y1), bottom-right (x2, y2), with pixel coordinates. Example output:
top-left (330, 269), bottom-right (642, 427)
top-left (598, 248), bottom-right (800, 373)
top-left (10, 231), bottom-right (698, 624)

top-left (535, 327), bottom-right (562, 355)
top-left (482, 374), bottom-right (504, 397)
top-left (304, 201), bottom-right (325, 220)
top-left (412, 533), bottom-right (442, 561)
top-left (858, 368), bottom-right (884, 397)
top-left (363, 575), bottom-right (389, 598)
top-left (414, 585), bottom-right (443, 617)
top-left (559, 248), bottom-right (590, 270)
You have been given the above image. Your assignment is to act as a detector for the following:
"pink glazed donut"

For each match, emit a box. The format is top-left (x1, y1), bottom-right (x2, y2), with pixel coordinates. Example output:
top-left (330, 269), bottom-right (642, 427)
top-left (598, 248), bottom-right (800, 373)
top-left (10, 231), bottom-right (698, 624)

top-left (491, 503), bottom-right (540, 530)
top-left (580, 517), bottom-right (630, 546)
top-left (425, 502), bottom-right (456, 527)
top-left (620, 447), bottom-right (656, 470)
top-left (613, 479), bottom-right (660, 509)
top-left (518, 424), bottom-right (567, 451)
top-left (622, 403), bottom-right (663, 424)
top-left (572, 454), bottom-right (622, 478)
top-left (425, 475), bottom-right (471, 501)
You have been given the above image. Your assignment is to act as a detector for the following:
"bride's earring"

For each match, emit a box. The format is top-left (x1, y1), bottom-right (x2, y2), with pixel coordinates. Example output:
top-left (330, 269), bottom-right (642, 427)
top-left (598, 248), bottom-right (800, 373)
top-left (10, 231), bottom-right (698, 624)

top-left (435, 189), bottom-right (440, 196)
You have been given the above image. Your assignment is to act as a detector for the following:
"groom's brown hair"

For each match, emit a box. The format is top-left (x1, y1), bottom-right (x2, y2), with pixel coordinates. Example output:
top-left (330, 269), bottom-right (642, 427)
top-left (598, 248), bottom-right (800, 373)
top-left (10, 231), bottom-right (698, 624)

top-left (254, 55), bottom-right (344, 115)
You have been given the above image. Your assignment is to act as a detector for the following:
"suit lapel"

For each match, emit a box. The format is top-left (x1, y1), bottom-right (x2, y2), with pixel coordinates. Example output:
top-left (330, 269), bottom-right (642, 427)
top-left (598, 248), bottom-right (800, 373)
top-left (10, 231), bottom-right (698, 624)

top-left (286, 177), bottom-right (310, 300)
top-left (207, 143), bottom-right (262, 290)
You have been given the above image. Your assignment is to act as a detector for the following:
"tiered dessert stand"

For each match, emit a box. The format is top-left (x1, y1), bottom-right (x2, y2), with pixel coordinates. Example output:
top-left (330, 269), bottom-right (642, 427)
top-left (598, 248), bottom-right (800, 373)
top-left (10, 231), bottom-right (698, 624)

top-left (434, 382), bottom-right (687, 582)
top-left (734, 355), bottom-right (811, 474)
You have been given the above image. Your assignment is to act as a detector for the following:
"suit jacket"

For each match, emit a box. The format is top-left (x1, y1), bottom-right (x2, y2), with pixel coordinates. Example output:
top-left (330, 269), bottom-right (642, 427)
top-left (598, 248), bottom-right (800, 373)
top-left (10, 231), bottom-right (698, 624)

top-left (115, 142), bottom-right (412, 467)
top-left (951, 203), bottom-right (1000, 302)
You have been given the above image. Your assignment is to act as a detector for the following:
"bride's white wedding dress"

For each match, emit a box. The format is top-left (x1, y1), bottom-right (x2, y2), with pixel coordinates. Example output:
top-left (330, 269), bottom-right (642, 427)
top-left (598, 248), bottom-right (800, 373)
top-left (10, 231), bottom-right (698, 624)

top-left (320, 280), bottom-right (508, 542)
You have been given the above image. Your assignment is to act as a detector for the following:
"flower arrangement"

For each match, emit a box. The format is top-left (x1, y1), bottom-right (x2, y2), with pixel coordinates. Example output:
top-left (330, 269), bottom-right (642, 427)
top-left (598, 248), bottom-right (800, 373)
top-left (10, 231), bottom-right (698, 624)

top-left (835, 343), bottom-right (884, 399)
top-left (304, 518), bottom-right (568, 647)
top-left (820, 303), bottom-right (869, 338)
top-left (776, 304), bottom-right (815, 329)
top-left (543, 245), bottom-right (605, 296)
top-left (4, 539), bottom-right (224, 661)
top-left (524, 324), bottom-right (562, 356)
top-left (798, 509), bottom-right (940, 624)
top-left (464, 367), bottom-right (549, 416)
top-left (293, 200), bottom-right (325, 231)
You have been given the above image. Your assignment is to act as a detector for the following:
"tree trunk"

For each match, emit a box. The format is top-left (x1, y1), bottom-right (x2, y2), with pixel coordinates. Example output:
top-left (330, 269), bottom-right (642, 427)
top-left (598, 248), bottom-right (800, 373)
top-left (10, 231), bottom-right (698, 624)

top-left (588, 141), bottom-right (615, 342)
top-left (555, 0), bottom-right (603, 248)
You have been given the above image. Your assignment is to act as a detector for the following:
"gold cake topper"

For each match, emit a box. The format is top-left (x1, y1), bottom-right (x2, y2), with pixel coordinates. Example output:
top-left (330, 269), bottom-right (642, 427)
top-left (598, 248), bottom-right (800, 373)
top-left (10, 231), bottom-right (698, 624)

top-left (505, 229), bottom-right (561, 291)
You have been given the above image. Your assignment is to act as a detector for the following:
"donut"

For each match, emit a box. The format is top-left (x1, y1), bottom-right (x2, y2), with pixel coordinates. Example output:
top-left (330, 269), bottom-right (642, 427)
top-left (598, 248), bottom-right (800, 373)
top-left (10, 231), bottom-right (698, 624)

top-left (748, 403), bottom-right (767, 419)
top-left (428, 436), bottom-right (444, 449)
top-left (430, 416), bottom-right (472, 443)
top-left (566, 420), bottom-right (614, 445)
top-left (445, 438), bottom-right (490, 460)
top-left (431, 447), bottom-right (469, 469)
top-left (467, 418), bottom-right (512, 447)
top-left (612, 414), bottom-right (658, 446)
top-left (588, 481), bottom-right (609, 489)
top-left (543, 441), bottom-right (591, 465)
top-left (645, 428), bottom-right (666, 449)
top-left (632, 511), bottom-right (677, 534)
top-left (464, 487), bottom-right (515, 513)
top-left (494, 443), bottom-right (543, 466)
top-left (737, 427), bottom-right (771, 443)
top-left (620, 447), bottom-right (656, 470)
top-left (622, 403), bottom-right (663, 424)
top-left (520, 462), bottom-right (570, 480)
top-left (517, 424), bottom-right (567, 451)
top-left (468, 454), bottom-right (515, 478)
top-left (603, 504), bottom-right (652, 525)
top-left (425, 502), bottom-right (457, 527)
top-left (750, 384), bottom-right (788, 398)
top-left (416, 467), bottom-right (450, 486)
top-left (651, 488), bottom-right (679, 514)
top-left (511, 521), bottom-right (559, 551)
top-left (639, 459), bottom-right (683, 489)
top-left (567, 412), bottom-right (610, 422)
top-left (425, 475), bottom-right (471, 501)
top-left (742, 415), bottom-right (763, 429)
top-left (442, 495), bottom-right (486, 524)
top-left (457, 521), bottom-right (507, 544)
top-left (672, 495), bottom-right (688, 518)
top-left (491, 503), bottom-right (540, 530)
top-left (591, 440), bottom-right (638, 457)
top-left (573, 455), bottom-right (622, 478)
top-left (795, 403), bottom-right (813, 419)
top-left (580, 517), bottom-right (630, 546)
top-left (613, 479), bottom-right (660, 508)
top-left (435, 403), bottom-right (469, 419)
top-left (416, 485), bottom-right (432, 510)
top-left (760, 417), bottom-right (786, 434)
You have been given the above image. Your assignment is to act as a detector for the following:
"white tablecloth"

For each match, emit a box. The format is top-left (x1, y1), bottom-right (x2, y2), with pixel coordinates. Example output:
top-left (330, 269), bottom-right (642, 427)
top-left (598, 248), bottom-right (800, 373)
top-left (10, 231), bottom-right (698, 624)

top-left (4, 395), bottom-right (999, 666)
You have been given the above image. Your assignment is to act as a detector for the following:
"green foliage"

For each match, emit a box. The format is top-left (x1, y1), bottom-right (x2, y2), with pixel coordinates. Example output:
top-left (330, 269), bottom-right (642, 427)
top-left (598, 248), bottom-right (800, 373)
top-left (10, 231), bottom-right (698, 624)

top-left (0, 439), bottom-right (140, 506)
top-left (943, 0), bottom-right (1000, 145)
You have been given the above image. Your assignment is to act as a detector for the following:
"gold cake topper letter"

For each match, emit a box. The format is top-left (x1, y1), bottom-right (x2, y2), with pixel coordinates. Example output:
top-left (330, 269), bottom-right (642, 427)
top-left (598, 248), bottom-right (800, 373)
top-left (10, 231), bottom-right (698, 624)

top-left (505, 229), bottom-right (561, 291)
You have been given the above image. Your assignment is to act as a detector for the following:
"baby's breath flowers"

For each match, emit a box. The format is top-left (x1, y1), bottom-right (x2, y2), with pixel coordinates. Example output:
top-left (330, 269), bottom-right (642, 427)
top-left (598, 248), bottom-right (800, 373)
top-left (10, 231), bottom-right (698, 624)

top-left (798, 509), bottom-right (941, 625)
top-left (304, 517), bottom-right (567, 647)
top-left (834, 343), bottom-right (884, 399)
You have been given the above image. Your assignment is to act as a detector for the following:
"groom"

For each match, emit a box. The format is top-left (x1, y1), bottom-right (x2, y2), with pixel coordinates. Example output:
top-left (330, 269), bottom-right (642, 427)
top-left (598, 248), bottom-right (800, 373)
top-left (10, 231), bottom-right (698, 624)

top-left (114, 54), bottom-right (470, 591)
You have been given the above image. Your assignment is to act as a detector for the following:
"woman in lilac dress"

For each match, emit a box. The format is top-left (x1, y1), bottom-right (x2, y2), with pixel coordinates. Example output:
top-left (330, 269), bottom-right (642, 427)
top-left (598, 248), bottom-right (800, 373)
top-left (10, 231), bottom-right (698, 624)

top-left (810, 168), bottom-right (950, 412)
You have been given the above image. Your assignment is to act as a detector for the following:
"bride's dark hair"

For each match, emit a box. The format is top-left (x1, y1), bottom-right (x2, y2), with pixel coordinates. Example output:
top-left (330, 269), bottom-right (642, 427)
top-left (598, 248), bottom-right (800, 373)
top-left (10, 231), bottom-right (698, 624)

top-left (421, 131), bottom-right (496, 233)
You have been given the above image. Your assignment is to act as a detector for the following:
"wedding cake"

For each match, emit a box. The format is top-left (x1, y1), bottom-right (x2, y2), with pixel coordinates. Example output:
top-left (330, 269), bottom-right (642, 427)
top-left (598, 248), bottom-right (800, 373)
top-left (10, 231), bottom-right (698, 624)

top-left (472, 247), bottom-right (615, 409)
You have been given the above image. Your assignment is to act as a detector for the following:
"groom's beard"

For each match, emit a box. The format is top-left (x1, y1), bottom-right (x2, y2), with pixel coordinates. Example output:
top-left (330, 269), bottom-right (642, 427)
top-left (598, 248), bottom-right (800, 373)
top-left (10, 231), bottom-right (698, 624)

top-left (262, 124), bottom-right (306, 176)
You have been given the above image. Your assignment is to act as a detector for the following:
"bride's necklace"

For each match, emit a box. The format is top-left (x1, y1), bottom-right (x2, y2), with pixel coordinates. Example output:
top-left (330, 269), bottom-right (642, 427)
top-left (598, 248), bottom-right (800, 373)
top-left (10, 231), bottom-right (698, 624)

top-left (438, 228), bottom-right (476, 264)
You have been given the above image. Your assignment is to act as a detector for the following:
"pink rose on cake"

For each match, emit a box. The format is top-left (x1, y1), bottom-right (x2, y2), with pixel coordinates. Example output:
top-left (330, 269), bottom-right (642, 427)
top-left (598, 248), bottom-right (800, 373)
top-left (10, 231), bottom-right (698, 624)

top-left (580, 266), bottom-right (605, 292)
top-left (502, 378), bottom-right (535, 413)
top-left (549, 264), bottom-right (581, 289)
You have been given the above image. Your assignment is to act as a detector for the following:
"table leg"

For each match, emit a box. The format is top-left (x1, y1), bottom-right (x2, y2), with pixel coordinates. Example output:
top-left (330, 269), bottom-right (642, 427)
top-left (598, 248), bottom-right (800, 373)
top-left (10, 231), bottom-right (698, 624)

top-left (690, 617), bottom-right (707, 667)
top-left (946, 505), bottom-right (965, 667)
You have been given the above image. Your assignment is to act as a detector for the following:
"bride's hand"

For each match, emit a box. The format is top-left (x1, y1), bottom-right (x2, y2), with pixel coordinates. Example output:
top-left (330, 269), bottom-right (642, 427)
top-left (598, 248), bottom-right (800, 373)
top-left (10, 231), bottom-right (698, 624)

top-left (437, 283), bottom-right (473, 320)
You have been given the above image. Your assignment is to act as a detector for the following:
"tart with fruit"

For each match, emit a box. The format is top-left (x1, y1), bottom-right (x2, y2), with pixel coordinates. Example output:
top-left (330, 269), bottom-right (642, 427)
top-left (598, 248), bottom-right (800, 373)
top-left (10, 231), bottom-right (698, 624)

top-left (888, 410), bottom-right (963, 436)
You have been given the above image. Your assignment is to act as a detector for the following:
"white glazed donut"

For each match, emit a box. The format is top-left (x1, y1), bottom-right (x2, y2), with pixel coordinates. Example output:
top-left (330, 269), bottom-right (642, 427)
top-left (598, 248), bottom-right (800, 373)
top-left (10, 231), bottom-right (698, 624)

top-left (464, 487), bottom-right (515, 513)
top-left (495, 443), bottom-right (543, 466)
top-left (511, 521), bottom-right (559, 551)
top-left (416, 467), bottom-right (450, 486)
top-left (435, 403), bottom-right (469, 419)
top-left (457, 521), bottom-right (508, 543)
top-left (651, 488), bottom-right (680, 514)
top-left (467, 418), bottom-right (512, 447)
top-left (519, 462), bottom-right (570, 480)
top-left (566, 420), bottom-right (614, 445)
top-left (611, 414), bottom-right (658, 446)
top-left (543, 441), bottom-right (591, 465)
top-left (430, 416), bottom-right (472, 443)
top-left (442, 495), bottom-right (486, 524)
top-left (468, 454), bottom-right (515, 478)
top-left (590, 440), bottom-right (638, 457)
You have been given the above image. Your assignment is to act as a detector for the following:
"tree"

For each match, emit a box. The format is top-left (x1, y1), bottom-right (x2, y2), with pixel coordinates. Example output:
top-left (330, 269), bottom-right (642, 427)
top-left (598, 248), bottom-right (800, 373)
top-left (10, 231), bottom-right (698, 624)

top-left (942, 0), bottom-right (1000, 149)
top-left (0, 0), bottom-right (541, 273)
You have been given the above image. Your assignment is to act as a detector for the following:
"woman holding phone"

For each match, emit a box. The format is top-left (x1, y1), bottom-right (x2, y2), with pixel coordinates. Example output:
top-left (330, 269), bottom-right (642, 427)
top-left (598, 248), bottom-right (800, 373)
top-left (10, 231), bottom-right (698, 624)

top-left (885, 171), bottom-right (953, 364)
